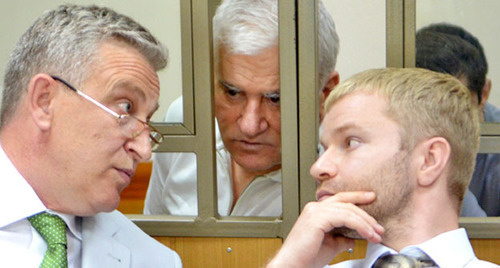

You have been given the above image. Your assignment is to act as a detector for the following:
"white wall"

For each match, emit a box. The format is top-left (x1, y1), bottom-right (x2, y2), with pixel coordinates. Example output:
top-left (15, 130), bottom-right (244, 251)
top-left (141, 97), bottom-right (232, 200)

top-left (0, 0), bottom-right (182, 122)
top-left (15, 1), bottom-right (494, 122)
top-left (417, 0), bottom-right (500, 107)
top-left (324, 0), bottom-right (386, 81)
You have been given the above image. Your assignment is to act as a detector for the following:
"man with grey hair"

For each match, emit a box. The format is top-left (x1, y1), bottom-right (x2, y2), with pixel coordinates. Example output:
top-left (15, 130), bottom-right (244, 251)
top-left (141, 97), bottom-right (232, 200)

top-left (144, 0), bottom-right (340, 216)
top-left (0, 4), bottom-right (181, 266)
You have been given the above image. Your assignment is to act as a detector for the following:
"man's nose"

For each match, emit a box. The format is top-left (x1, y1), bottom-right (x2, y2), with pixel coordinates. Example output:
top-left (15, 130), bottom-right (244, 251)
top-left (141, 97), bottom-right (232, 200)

top-left (238, 100), bottom-right (268, 137)
top-left (310, 150), bottom-right (338, 183)
top-left (125, 130), bottom-right (152, 161)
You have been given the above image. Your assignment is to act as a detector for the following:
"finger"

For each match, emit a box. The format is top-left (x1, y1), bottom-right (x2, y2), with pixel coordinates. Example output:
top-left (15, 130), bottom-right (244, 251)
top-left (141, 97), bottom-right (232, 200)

top-left (330, 191), bottom-right (377, 205)
top-left (321, 194), bottom-right (385, 235)
top-left (324, 203), bottom-right (383, 243)
top-left (309, 200), bottom-right (384, 243)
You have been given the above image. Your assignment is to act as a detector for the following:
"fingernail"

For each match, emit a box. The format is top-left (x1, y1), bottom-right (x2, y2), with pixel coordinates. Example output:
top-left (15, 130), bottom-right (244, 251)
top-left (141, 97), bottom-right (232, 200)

top-left (368, 229), bottom-right (375, 238)
top-left (364, 192), bottom-right (375, 198)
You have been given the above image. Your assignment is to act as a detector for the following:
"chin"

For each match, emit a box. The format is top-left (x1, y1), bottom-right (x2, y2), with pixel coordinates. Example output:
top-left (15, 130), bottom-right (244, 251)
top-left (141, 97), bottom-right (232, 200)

top-left (330, 227), bottom-right (364, 239)
top-left (243, 162), bottom-right (281, 174)
top-left (92, 193), bottom-right (121, 214)
top-left (234, 155), bottom-right (281, 172)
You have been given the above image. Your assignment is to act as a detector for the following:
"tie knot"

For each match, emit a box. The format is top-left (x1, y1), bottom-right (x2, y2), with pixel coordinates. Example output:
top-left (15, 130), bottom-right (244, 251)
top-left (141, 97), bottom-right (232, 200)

top-left (28, 212), bottom-right (68, 267)
top-left (28, 212), bottom-right (67, 246)
top-left (373, 248), bottom-right (438, 268)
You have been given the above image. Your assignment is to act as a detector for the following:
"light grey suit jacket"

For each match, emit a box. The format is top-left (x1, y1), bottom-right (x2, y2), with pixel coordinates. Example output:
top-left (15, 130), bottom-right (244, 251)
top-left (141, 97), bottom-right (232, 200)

top-left (81, 210), bottom-right (182, 267)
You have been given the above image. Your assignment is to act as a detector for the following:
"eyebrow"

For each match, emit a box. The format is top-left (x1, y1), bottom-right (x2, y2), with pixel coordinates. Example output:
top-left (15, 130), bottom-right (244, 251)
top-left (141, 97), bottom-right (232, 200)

top-left (320, 122), bottom-right (368, 144)
top-left (219, 80), bottom-right (241, 92)
top-left (219, 80), bottom-right (280, 95)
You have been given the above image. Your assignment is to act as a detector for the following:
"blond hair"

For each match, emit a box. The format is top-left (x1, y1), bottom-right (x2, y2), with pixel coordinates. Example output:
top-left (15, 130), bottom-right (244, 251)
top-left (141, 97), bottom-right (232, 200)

top-left (325, 68), bottom-right (480, 210)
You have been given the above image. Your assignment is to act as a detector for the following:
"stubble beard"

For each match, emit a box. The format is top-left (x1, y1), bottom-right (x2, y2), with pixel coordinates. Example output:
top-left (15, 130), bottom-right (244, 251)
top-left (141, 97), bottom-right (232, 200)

top-left (330, 151), bottom-right (414, 240)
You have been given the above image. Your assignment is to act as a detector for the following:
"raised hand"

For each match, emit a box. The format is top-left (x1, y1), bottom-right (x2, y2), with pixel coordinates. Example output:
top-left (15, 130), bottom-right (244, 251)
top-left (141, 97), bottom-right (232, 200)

top-left (267, 191), bottom-right (384, 268)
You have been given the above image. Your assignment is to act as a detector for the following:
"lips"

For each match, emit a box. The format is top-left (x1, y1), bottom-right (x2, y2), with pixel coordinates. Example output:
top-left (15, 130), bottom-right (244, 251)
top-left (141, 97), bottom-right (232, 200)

top-left (233, 139), bottom-right (272, 151)
top-left (316, 190), bottom-right (334, 202)
top-left (119, 168), bottom-right (134, 178)
top-left (115, 168), bottom-right (134, 186)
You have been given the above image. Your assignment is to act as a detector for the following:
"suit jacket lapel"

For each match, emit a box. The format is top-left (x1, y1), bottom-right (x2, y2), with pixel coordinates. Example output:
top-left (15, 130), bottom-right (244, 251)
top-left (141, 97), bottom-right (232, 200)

top-left (81, 214), bottom-right (131, 267)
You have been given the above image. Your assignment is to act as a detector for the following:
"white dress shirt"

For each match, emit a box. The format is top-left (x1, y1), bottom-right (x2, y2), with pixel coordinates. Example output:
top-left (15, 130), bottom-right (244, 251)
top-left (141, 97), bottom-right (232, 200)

top-left (330, 229), bottom-right (498, 267)
top-left (144, 97), bottom-right (282, 216)
top-left (0, 143), bottom-right (82, 267)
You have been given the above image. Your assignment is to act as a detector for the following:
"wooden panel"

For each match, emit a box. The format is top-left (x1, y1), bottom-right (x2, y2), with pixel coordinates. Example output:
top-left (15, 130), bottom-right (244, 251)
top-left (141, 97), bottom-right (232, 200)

top-left (471, 239), bottom-right (500, 264)
top-left (330, 240), bottom-right (368, 264)
top-left (154, 237), bottom-right (500, 266)
top-left (154, 237), bottom-right (282, 268)
top-left (117, 161), bottom-right (152, 214)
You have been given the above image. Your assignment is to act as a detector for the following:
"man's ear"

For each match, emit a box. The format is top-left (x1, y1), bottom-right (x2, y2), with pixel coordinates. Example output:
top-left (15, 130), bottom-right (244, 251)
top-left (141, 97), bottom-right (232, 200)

top-left (319, 71), bottom-right (339, 121)
top-left (321, 70), bottom-right (340, 101)
top-left (479, 78), bottom-right (492, 109)
top-left (29, 74), bottom-right (58, 131)
top-left (414, 137), bottom-right (451, 187)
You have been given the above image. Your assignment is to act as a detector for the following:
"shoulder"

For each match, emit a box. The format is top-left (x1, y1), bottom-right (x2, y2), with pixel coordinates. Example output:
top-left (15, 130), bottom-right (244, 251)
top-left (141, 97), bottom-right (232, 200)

top-left (484, 102), bottom-right (500, 123)
top-left (89, 211), bottom-right (182, 266)
top-left (164, 96), bottom-right (184, 123)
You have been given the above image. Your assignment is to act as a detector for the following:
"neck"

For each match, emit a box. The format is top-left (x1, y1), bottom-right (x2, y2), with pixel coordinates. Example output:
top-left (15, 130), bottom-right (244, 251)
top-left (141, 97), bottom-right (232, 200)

top-left (1, 119), bottom-right (60, 211)
top-left (230, 159), bottom-right (257, 205)
top-left (230, 159), bottom-right (280, 207)
top-left (380, 184), bottom-right (459, 251)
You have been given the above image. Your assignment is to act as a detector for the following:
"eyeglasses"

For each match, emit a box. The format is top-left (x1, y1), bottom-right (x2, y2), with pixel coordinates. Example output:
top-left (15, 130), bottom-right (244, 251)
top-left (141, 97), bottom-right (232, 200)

top-left (51, 76), bottom-right (163, 151)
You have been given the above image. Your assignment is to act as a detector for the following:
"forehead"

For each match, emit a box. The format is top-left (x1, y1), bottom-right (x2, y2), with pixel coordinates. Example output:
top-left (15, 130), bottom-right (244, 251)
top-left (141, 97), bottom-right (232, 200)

top-left (81, 41), bottom-right (160, 114)
top-left (218, 46), bottom-right (280, 92)
top-left (90, 41), bottom-right (160, 91)
top-left (322, 93), bottom-right (399, 139)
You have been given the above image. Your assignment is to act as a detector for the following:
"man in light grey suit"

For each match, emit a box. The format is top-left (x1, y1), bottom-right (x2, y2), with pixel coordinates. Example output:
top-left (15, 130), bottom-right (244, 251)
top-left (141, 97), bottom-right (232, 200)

top-left (0, 4), bottom-right (181, 267)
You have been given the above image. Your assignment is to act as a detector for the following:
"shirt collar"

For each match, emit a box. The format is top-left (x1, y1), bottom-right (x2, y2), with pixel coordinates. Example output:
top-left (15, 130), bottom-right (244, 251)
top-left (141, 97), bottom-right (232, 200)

top-left (261, 169), bottom-right (282, 182)
top-left (404, 228), bottom-right (475, 267)
top-left (49, 210), bottom-right (83, 241)
top-left (363, 242), bottom-right (397, 267)
top-left (364, 228), bottom-right (474, 267)
top-left (0, 143), bottom-right (82, 241)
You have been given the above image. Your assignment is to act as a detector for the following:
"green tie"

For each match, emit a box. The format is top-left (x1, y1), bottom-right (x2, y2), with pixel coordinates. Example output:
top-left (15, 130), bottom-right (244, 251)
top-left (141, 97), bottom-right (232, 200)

top-left (28, 212), bottom-right (68, 268)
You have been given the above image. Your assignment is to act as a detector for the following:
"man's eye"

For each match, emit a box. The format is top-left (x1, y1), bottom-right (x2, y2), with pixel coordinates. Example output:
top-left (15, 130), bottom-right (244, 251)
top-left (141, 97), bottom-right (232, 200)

top-left (227, 89), bottom-right (240, 97)
top-left (347, 138), bottom-right (361, 149)
top-left (265, 93), bottom-right (280, 105)
top-left (117, 102), bottom-right (132, 113)
top-left (269, 95), bottom-right (280, 104)
top-left (318, 144), bottom-right (326, 155)
top-left (219, 81), bottom-right (242, 99)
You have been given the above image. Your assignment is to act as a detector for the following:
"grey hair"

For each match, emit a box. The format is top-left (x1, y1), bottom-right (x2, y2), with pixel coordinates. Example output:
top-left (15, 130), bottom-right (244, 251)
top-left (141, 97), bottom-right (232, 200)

top-left (212, 0), bottom-right (339, 89)
top-left (1, 4), bottom-right (168, 127)
top-left (318, 1), bottom-right (339, 88)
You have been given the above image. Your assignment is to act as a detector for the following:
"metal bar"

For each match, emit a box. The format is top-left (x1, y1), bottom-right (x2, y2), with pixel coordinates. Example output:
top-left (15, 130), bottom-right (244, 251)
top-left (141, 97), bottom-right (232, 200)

top-left (386, 0), bottom-right (404, 68)
top-left (278, 0), bottom-right (301, 238)
top-left (151, 0), bottom-right (195, 136)
top-left (180, 0), bottom-right (195, 134)
top-left (403, 0), bottom-right (415, 67)
top-left (459, 217), bottom-right (500, 239)
top-left (130, 215), bottom-right (283, 237)
top-left (192, 0), bottom-right (218, 219)
top-left (297, 0), bottom-right (319, 210)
